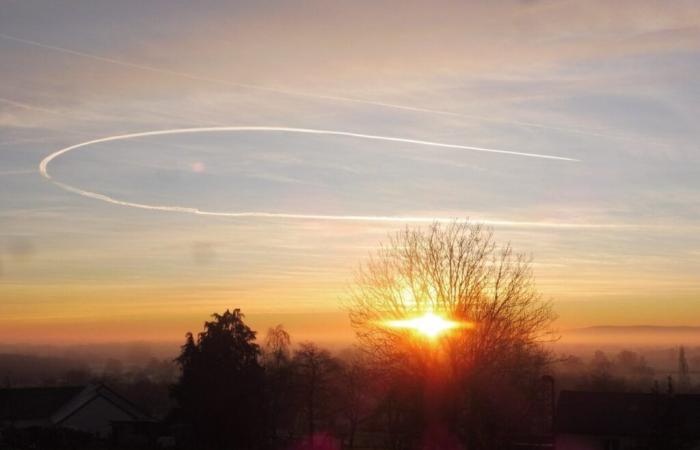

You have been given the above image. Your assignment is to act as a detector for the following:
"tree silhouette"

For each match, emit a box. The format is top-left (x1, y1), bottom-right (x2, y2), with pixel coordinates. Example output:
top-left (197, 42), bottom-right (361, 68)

top-left (263, 324), bottom-right (294, 442)
top-left (678, 346), bottom-right (691, 393)
top-left (292, 342), bottom-right (340, 437)
top-left (347, 222), bottom-right (554, 374)
top-left (345, 221), bottom-right (556, 448)
top-left (171, 308), bottom-right (265, 449)
top-left (264, 324), bottom-right (291, 367)
top-left (336, 352), bottom-right (374, 448)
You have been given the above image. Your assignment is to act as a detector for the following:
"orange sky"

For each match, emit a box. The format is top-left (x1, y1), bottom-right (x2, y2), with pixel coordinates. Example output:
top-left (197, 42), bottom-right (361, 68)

top-left (1, 1), bottom-right (699, 345)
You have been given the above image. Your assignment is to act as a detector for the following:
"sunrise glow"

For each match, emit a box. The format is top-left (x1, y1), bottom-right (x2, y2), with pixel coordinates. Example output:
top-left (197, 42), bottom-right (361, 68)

top-left (2, 4), bottom-right (699, 449)
top-left (384, 312), bottom-right (469, 339)
top-left (1, 1), bottom-right (698, 347)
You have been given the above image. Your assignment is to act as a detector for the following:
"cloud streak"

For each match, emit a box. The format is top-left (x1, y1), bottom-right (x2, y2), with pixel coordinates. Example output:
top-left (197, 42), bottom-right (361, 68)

top-left (0, 32), bottom-right (635, 140)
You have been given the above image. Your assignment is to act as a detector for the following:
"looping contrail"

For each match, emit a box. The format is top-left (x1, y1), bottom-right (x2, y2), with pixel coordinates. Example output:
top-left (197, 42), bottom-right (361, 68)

top-left (38, 126), bottom-right (599, 228)
top-left (6, 30), bottom-right (595, 227)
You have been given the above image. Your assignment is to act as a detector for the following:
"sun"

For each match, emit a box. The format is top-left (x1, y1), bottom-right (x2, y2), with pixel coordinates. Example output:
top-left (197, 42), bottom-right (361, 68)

top-left (384, 312), bottom-right (467, 339)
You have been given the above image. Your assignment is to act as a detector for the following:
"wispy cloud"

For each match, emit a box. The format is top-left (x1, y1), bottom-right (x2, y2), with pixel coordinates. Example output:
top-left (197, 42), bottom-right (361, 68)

top-left (1, 0), bottom-right (699, 340)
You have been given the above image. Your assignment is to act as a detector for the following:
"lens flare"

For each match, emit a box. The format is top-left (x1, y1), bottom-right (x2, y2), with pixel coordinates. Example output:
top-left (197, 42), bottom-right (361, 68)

top-left (384, 312), bottom-right (470, 339)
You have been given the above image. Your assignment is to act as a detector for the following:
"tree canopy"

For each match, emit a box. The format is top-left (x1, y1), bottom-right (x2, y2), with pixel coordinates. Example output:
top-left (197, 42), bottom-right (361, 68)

top-left (347, 221), bottom-right (555, 374)
top-left (346, 221), bottom-right (556, 447)
top-left (171, 308), bottom-right (265, 449)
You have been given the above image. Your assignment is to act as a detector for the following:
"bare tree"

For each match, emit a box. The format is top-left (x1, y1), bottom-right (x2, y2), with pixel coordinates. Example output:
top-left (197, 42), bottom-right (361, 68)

top-left (263, 325), bottom-right (293, 441)
top-left (264, 324), bottom-right (291, 367)
top-left (337, 351), bottom-right (375, 448)
top-left (347, 221), bottom-right (555, 375)
top-left (345, 221), bottom-right (556, 448)
top-left (293, 342), bottom-right (340, 436)
top-left (678, 346), bottom-right (691, 393)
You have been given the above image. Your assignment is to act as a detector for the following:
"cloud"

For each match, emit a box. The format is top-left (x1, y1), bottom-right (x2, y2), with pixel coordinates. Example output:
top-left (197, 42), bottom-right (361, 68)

top-left (2, 1), bottom-right (699, 120)
top-left (0, 33), bottom-right (629, 138)
top-left (0, 0), bottom-right (699, 341)
top-left (115, 1), bottom-right (700, 85)
top-left (0, 169), bottom-right (37, 176)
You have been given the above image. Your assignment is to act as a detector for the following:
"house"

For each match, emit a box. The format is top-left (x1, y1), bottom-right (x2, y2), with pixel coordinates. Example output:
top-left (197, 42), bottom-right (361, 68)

top-left (0, 384), bottom-right (151, 437)
top-left (555, 390), bottom-right (700, 450)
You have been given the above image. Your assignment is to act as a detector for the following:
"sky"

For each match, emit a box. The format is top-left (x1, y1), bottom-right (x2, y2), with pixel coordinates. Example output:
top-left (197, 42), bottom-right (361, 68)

top-left (1, 0), bottom-right (699, 345)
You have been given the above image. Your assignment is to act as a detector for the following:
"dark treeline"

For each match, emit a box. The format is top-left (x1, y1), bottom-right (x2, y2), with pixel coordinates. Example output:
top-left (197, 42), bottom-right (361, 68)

top-left (2, 316), bottom-right (699, 450)
top-left (169, 309), bottom-right (381, 450)
top-left (165, 309), bottom-right (700, 450)
top-left (554, 347), bottom-right (699, 394)
top-left (156, 307), bottom-right (552, 450)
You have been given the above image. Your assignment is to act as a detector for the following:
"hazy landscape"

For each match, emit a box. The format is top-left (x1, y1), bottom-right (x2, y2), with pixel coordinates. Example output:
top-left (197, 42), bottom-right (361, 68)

top-left (2, 1), bottom-right (700, 449)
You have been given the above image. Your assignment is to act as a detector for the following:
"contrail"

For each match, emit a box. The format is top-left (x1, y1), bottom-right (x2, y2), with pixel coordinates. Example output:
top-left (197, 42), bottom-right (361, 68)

top-left (35, 126), bottom-right (613, 228)
top-left (1, 34), bottom-right (613, 228)
top-left (0, 96), bottom-right (59, 114)
top-left (2, 33), bottom-right (603, 227)
top-left (0, 32), bottom-right (621, 140)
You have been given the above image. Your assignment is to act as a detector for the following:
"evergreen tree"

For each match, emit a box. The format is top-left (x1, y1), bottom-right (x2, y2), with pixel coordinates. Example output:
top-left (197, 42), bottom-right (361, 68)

top-left (172, 309), bottom-right (265, 449)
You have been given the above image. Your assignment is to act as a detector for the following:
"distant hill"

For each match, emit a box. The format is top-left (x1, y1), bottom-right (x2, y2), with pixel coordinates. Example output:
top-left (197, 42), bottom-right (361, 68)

top-left (567, 325), bottom-right (700, 334)
top-left (558, 325), bottom-right (700, 347)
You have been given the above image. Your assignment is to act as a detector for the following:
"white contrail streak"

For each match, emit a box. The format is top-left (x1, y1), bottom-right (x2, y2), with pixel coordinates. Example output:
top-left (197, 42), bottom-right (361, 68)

top-left (0, 32), bottom-right (620, 140)
top-left (36, 126), bottom-right (610, 228)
